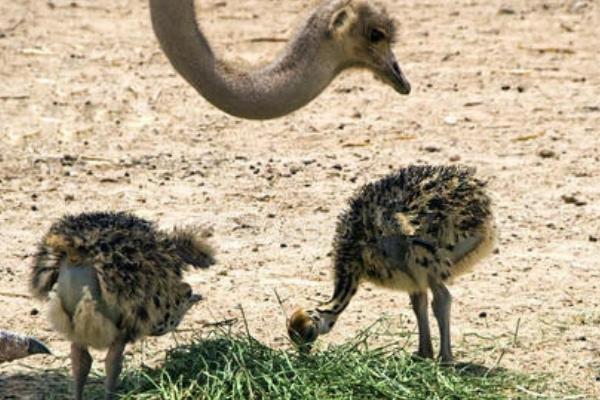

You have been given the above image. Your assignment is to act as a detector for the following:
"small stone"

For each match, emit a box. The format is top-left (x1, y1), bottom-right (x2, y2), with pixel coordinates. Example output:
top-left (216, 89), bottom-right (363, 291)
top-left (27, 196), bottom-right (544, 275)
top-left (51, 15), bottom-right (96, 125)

top-left (498, 6), bottom-right (516, 15)
top-left (570, 0), bottom-right (589, 13)
top-left (30, 308), bottom-right (39, 316)
top-left (444, 115), bottom-right (458, 125)
top-left (423, 145), bottom-right (442, 153)
top-left (449, 155), bottom-right (461, 162)
top-left (577, 336), bottom-right (587, 341)
top-left (61, 154), bottom-right (77, 166)
top-left (64, 194), bottom-right (75, 202)
top-left (478, 311), bottom-right (487, 318)
top-left (280, 243), bottom-right (287, 248)
top-left (441, 51), bottom-right (459, 62)
top-left (562, 194), bottom-right (587, 206)
top-left (267, 213), bottom-right (276, 219)
top-left (501, 85), bottom-right (511, 91)
top-left (589, 235), bottom-right (598, 242)
top-left (31, 205), bottom-right (38, 211)
top-left (332, 164), bottom-right (343, 171)
top-left (538, 149), bottom-right (556, 159)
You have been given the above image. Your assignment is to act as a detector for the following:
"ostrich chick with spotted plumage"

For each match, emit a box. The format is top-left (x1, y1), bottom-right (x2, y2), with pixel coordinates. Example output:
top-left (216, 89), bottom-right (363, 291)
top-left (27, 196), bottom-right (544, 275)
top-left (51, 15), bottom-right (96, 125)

top-left (288, 165), bottom-right (496, 363)
top-left (30, 212), bottom-right (215, 400)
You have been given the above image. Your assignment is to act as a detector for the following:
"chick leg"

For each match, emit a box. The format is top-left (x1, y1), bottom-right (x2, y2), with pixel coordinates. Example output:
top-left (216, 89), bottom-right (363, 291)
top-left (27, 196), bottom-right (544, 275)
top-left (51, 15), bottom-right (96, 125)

top-left (409, 292), bottom-right (434, 359)
top-left (104, 338), bottom-right (126, 400)
top-left (71, 343), bottom-right (92, 400)
top-left (431, 281), bottom-right (453, 363)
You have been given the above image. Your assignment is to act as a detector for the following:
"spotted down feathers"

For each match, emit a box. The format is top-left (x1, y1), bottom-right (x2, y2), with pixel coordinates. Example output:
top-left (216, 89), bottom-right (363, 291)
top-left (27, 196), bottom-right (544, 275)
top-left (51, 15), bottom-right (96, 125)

top-left (30, 211), bottom-right (215, 347)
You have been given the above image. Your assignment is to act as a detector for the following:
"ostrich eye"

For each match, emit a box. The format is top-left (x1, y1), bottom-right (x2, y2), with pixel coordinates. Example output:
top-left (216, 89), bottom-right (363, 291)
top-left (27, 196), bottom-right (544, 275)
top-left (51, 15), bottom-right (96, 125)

top-left (369, 28), bottom-right (386, 43)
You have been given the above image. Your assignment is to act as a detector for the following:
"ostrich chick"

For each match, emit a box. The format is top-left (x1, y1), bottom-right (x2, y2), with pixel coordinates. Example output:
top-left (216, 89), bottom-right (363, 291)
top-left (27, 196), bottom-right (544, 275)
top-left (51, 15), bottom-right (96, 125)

top-left (0, 330), bottom-right (51, 363)
top-left (288, 165), bottom-right (496, 362)
top-left (30, 212), bottom-right (215, 400)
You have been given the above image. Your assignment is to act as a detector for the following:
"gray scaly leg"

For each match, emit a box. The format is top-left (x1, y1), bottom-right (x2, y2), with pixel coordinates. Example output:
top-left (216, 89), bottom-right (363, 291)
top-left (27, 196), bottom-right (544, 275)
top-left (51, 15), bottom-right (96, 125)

top-left (430, 281), bottom-right (453, 363)
top-left (104, 339), bottom-right (126, 400)
top-left (71, 343), bottom-right (92, 400)
top-left (409, 292), bottom-right (433, 359)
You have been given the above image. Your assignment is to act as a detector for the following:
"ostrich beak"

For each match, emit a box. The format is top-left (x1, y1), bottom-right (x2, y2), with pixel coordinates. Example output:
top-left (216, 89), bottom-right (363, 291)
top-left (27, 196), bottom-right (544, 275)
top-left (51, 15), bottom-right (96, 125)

top-left (27, 337), bottom-right (52, 356)
top-left (376, 50), bottom-right (411, 95)
top-left (383, 54), bottom-right (411, 95)
top-left (389, 60), bottom-right (411, 95)
top-left (189, 293), bottom-right (203, 304)
top-left (0, 331), bottom-right (51, 363)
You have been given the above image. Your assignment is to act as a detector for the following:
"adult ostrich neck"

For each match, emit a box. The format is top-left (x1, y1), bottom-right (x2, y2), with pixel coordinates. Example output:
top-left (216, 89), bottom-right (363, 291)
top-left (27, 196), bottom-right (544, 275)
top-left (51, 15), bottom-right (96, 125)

top-left (149, 0), bottom-right (347, 119)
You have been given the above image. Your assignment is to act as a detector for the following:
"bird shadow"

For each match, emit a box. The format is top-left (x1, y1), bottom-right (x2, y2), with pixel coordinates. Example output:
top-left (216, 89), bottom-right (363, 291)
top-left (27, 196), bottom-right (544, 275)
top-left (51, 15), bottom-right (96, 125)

top-left (0, 336), bottom-right (244, 400)
top-left (0, 367), bottom-right (105, 400)
top-left (451, 360), bottom-right (510, 378)
top-left (408, 355), bottom-right (510, 378)
top-left (0, 369), bottom-right (71, 400)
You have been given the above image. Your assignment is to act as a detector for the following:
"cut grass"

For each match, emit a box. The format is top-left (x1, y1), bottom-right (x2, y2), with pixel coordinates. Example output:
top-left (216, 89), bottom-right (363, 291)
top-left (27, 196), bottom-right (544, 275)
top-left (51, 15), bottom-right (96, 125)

top-left (117, 327), bottom-right (552, 400)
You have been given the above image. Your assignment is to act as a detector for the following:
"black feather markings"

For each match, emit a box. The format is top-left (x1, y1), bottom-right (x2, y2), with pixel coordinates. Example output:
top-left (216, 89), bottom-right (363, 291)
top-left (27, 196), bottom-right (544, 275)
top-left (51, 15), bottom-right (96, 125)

top-left (330, 164), bottom-right (491, 288)
top-left (30, 211), bottom-right (215, 342)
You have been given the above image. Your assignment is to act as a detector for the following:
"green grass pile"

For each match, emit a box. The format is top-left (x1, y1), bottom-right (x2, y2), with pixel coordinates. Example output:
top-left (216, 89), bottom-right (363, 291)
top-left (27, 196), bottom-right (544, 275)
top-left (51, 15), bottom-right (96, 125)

top-left (119, 327), bottom-right (546, 400)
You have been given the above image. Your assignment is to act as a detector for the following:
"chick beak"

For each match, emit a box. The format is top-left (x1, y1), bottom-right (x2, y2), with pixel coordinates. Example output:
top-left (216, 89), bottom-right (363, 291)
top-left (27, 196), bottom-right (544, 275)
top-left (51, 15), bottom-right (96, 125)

top-left (27, 337), bottom-right (51, 356)
top-left (189, 293), bottom-right (203, 304)
top-left (298, 341), bottom-right (314, 354)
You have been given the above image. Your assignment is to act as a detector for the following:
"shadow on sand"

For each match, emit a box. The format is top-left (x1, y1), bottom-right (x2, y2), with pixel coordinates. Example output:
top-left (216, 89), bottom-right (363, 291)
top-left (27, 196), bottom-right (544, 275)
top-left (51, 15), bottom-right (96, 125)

top-left (0, 368), bottom-right (107, 400)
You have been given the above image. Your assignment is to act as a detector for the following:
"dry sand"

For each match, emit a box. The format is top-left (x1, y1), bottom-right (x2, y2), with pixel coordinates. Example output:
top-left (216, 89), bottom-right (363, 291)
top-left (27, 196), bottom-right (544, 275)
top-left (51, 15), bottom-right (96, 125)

top-left (0, 0), bottom-right (599, 398)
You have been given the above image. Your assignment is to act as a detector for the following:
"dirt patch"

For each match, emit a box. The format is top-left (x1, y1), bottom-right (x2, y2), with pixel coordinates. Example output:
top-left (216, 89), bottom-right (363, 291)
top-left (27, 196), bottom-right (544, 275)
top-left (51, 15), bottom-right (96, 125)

top-left (1, 0), bottom-right (599, 397)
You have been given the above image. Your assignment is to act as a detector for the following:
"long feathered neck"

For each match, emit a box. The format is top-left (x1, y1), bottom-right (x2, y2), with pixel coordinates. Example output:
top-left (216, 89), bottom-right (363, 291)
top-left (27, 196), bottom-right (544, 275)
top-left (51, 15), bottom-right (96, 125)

top-left (312, 197), bottom-right (366, 334)
top-left (313, 262), bottom-right (360, 335)
top-left (149, 0), bottom-right (350, 119)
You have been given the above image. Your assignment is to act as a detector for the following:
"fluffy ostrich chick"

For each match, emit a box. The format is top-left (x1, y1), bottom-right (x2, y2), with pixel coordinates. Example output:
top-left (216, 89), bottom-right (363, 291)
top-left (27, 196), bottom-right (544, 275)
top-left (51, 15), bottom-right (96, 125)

top-left (30, 212), bottom-right (215, 400)
top-left (288, 165), bottom-right (496, 362)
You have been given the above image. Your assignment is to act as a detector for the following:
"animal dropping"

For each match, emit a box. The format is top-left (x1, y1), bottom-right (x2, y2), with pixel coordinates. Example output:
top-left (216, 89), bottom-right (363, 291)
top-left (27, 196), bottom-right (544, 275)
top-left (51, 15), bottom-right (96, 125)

top-left (288, 165), bottom-right (497, 363)
top-left (30, 212), bottom-right (215, 400)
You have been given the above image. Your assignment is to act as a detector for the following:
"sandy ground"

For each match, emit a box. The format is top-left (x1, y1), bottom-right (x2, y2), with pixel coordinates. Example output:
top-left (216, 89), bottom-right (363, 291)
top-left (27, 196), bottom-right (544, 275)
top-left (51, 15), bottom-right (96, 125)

top-left (0, 0), bottom-right (599, 398)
